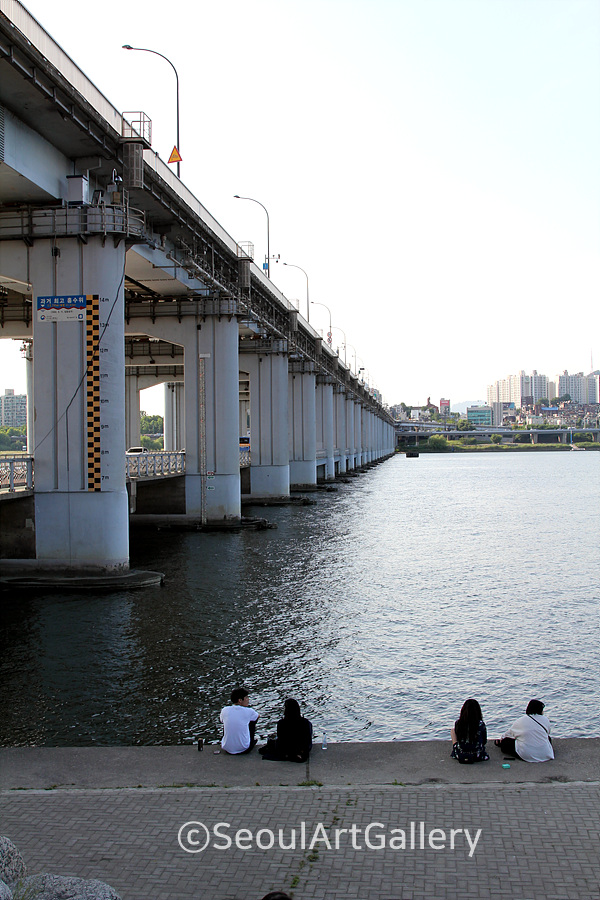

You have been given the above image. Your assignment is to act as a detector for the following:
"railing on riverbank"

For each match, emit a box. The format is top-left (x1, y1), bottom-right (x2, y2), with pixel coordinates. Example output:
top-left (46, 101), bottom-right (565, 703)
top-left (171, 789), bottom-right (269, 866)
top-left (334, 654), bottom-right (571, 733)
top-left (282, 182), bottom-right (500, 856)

top-left (0, 456), bottom-right (34, 492)
top-left (125, 451), bottom-right (185, 478)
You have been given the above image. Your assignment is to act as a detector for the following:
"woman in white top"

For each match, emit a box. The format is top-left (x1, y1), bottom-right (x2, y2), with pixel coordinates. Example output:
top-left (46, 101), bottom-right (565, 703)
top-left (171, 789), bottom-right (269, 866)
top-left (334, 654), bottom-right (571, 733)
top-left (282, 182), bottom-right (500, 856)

top-left (495, 699), bottom-right (554, 762)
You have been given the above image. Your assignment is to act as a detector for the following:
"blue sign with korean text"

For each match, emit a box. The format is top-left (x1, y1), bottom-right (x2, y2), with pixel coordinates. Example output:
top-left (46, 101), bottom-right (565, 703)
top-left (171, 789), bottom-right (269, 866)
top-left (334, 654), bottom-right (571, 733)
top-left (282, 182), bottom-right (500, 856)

top-left (37, 295), bottom-right (87, 322)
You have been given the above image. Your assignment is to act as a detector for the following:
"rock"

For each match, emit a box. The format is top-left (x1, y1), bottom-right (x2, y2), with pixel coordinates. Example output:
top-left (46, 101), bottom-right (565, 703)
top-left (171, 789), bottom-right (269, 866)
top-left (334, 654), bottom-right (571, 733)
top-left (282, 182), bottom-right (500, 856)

top-left (10, 874), bottom-right (121, 899)
top-left (0, 836), bottom-right (26, 885)
top-left (0, 881), bottom-right (12, 900)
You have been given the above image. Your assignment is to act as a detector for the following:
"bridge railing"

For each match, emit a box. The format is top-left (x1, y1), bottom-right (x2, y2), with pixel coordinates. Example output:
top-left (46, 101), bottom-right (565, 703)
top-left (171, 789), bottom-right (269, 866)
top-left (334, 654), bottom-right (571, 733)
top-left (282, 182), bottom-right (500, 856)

top-left (0, 456), bottom-right (34, 492)
top-left (126, 451), bottom-right (185, 479)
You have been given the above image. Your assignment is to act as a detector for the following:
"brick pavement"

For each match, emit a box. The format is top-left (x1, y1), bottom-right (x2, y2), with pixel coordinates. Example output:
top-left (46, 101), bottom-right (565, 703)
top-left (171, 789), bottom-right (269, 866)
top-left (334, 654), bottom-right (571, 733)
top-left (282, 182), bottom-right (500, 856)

top-left (1, 781), bottom-right (600, 900)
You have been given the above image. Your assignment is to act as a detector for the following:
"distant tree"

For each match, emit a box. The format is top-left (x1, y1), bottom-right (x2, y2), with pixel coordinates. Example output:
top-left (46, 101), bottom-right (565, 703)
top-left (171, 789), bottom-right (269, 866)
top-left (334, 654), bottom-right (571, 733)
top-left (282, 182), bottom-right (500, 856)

top-left (459, 436), bottom-right (477, 446)
top-left (140, 413), bottom-right (164, 435)
top-left (141, 435), bottom-right (163, 450)
top-left (0, 432), bottom-right (13, 450)
top-left (490, 434), bottom-right (502, 444)
top-left (457, 419), bottom-right (472, 431)
top-left (428, 435), bottom-right (448, 450)
top-left (513, 432), bottom-right (531, 443)
top-left (538, 398), bottom-right (549, 406)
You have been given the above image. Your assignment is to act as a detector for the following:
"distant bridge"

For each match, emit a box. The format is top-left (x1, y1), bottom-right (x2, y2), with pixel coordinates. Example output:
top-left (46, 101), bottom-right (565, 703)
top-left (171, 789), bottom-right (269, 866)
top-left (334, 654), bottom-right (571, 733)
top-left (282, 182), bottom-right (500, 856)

top-left (395, 424), bottom-right (600, 445)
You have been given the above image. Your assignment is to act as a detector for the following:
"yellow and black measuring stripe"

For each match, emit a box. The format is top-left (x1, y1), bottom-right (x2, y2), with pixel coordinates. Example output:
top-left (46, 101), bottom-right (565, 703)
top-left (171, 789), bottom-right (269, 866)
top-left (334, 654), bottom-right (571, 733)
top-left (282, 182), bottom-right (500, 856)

top-left (86, 294), bottom-right (102, 491)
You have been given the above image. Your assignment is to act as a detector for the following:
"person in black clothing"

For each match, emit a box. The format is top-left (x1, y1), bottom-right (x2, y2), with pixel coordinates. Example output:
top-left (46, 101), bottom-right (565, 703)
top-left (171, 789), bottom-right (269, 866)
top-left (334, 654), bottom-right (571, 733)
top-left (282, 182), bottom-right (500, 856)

top-left (450, 698), bottom-right (490, 764)
top-left (260, 698), bottom-right (313, 763)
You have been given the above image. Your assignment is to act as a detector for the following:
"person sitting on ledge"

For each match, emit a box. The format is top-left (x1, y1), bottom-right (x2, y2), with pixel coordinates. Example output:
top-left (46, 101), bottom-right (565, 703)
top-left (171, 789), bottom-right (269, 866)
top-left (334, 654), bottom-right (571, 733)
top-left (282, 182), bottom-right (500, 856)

top-left (494, 699), bottom-right (554, 762)
top-left (220, 687), bottom-right (259, 754)
top-left (260, 698), bottom-right (313, 763)
top-left (450, 698), bottom-right (490, 764)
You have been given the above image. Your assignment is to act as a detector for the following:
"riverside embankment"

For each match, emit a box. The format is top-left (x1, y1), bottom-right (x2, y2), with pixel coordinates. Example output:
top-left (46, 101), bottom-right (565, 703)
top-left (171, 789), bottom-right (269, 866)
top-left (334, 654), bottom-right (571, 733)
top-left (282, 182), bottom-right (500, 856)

top-left (1, 741), bottom-right (599, 900)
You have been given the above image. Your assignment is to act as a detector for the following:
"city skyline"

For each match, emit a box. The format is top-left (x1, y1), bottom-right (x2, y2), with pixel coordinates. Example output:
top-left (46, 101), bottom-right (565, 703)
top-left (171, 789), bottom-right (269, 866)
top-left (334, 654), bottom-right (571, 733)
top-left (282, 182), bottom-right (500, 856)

top-left (0, 0), bottom-right (598, 409)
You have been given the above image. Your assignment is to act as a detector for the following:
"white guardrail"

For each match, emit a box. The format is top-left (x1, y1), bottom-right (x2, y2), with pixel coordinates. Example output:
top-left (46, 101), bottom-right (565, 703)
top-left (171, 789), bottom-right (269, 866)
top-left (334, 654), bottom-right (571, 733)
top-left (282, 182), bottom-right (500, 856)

top-left (0, 456), bottom-right (34, 491)
top-left (125, 451), bottom-right (186, 478)
top-left (0, 450), bottom-right (254, 491)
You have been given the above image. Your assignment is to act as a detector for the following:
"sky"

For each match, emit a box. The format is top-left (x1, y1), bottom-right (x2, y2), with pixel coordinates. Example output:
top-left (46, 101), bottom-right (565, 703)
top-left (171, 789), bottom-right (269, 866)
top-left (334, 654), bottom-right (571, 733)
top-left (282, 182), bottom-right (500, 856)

top-left (1, 0), bottom-right (599, 413)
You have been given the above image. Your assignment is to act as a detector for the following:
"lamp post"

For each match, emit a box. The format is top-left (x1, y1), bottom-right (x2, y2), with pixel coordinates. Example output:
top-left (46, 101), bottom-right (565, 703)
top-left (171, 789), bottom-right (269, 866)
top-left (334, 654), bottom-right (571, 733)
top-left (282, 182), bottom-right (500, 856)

top-left (346, 343), bottom-right (359, 374)
top-left (330, 325), bottom-right (347, 364)
top-left (233, 195), bottom-right (271, 278)
top-left (310, 301), bottom-right (332, 347)
top-left (283, 262), bottom-right (309, 322)
top-left (122, 45), bottom-right (180, 178)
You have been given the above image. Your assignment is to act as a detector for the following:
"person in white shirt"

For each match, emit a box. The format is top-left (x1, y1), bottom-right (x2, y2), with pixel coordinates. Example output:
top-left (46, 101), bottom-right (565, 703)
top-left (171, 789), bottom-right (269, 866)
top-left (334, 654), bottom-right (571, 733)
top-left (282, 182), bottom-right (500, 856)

top-left (495, 699), bottom-right (554, 762)
top-left (220, 687), bottom-right (259, 754)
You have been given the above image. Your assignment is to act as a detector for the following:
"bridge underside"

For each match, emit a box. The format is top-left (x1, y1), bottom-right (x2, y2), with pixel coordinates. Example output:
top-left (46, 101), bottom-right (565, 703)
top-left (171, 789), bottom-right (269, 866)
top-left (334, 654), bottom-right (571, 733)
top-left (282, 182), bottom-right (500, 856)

top-left (0, 5), bottom-right (394, 573)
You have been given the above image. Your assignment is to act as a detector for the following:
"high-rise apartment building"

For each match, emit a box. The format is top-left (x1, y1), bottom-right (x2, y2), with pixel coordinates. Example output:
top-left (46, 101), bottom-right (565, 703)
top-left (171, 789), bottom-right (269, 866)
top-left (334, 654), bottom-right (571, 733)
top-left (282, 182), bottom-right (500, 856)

top-left (487, 370), bottom-right (548, 408)
top-left (488, 369), bottom-right (599, 408)
top-left (0, 389), bottom-right (27, 427)
top-left (554, 371), bottom-right (599, 404)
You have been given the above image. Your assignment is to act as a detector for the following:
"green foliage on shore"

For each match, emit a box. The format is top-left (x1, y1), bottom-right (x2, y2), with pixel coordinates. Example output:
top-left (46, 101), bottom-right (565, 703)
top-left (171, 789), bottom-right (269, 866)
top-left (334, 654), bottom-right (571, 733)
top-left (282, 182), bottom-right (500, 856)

top-left (141, 435), bottom-right (164, 450)
top-left (140, 413), bottom-right (164, 435)
top-left (427, 435), bottom-right (448, 450)
top-left (0, 425), bottom-right (27, 451)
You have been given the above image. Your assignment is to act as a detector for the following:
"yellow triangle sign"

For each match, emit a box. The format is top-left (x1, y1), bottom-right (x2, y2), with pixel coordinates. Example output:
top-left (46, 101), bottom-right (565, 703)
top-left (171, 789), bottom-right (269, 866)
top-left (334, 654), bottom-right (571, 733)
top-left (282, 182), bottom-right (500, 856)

top-left (168, 146), bottom-right (182, 164)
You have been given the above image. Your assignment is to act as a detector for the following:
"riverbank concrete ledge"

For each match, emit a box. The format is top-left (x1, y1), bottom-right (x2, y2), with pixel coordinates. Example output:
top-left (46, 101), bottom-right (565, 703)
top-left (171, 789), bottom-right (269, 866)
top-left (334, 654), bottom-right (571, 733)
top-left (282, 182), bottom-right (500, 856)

top-left (0, 738), bottom-right (597, 789)
top-left (1, 740), bottom-right (599, 900)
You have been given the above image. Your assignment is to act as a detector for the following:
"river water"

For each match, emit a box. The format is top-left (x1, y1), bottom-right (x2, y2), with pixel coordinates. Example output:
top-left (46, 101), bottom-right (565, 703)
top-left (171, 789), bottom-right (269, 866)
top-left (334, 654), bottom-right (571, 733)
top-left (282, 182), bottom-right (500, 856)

top-left (1, 450), bottom-right (598, 747)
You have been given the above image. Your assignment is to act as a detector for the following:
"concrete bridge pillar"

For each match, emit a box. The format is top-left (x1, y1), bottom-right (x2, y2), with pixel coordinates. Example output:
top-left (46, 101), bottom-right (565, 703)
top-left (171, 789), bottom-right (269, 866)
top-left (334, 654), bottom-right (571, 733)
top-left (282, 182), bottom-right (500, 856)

top-left (126, 312), bottom-right (240, 520)
top-left (288, 366), bottom-right (317, 487)
top-left (345, 396), bottom-right (356, 469)
top-left (244, 346), bottom-right (290, 497)
top-left (239, 400), bottom-right (248, 438)
top-left (125, 373), bottom-right (142, 450)
top-left (184, 319), bottom-right (240, 519)
top-left (364, 410), bottom-right (372, 462)
top-left (354, 401), bottom-right (364, 466)
top-left (335, 386), bottom-right (348, 473)
top-left (316, 377), bottom-right (335, 481)
top-left (371, 412), bottom-right (378, 460)
top-left (164, 381), bottom-right (185, 451)
top-left (24, 342), bottom-right (34, 455)
top-left (20, 236), bottom-right (129, 570)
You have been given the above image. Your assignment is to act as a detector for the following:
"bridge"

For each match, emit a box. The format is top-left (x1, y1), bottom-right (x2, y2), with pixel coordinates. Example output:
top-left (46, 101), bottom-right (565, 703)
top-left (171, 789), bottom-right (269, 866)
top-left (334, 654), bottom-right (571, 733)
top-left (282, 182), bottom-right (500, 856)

top-left (395, 422), bottom-right (600, 446)
top-left (0, 1), bottom-right (394, 574)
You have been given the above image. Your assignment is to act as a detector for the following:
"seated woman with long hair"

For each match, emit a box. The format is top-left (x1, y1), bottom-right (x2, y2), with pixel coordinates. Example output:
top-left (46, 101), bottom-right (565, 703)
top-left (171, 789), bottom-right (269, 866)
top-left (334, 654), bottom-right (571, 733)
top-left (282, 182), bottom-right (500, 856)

top-left (450, 698), bottom-right (490, 764)
top-left (260, 699), bottom-right (313, 763)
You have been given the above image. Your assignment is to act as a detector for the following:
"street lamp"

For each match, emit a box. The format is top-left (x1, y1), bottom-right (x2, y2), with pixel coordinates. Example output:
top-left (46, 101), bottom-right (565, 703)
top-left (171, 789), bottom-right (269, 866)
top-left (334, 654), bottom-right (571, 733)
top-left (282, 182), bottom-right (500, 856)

top-left (122, 45), bottom-right (181, 178)
top-left (346, 343), bottom-right (359, 374)
top-left (283, 262), bottom-right (309, 322)
top-left (233, 195), bottom-right (271, 278)
top-left (330, 325), bottom-right (347, 364)
top-left (311, 301), bottom-right (332, 347)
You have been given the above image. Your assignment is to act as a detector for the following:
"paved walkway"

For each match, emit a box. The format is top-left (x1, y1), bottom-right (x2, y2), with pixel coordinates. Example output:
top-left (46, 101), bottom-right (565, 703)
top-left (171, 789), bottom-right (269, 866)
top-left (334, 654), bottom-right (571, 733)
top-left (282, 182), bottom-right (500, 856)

top-left (1, 741), bottom-right (599, 900)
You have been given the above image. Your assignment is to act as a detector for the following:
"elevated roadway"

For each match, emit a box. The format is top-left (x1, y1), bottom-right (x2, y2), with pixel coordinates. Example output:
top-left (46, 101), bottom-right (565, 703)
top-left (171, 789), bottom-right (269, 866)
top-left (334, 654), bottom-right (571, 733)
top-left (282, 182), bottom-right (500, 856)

top-left (0, 0), bottom-right (395, 573)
